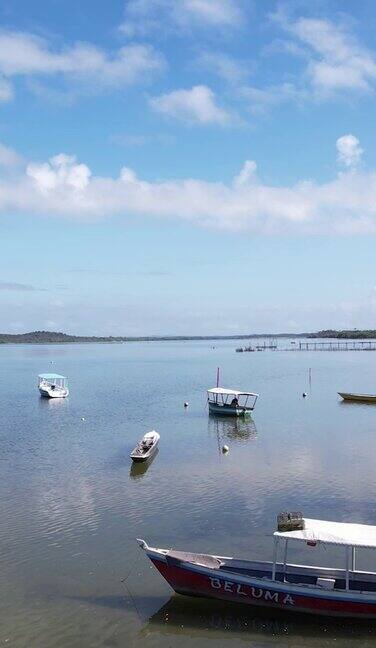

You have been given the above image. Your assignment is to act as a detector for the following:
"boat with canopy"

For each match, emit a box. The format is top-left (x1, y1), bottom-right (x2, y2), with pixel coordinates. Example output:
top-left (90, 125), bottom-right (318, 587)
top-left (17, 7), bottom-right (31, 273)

top-left (207, 388), bottom-right (259, 416)
top-left (38, 373), bottom-right (69, 398)
top-left (137, 514), bottom-right (376, 618)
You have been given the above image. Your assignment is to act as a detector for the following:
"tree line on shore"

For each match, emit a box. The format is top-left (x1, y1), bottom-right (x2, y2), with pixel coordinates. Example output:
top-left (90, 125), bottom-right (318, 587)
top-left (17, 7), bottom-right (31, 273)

top-left (1, 329), bottom-right (376, 343)
top-left (308, 330), bottom-right (376, 339)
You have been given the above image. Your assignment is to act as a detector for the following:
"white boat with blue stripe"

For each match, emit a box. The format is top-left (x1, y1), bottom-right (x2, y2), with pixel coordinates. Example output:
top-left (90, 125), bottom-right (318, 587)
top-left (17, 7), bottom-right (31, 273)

top-left (38, 373), bottom-right (69, 398)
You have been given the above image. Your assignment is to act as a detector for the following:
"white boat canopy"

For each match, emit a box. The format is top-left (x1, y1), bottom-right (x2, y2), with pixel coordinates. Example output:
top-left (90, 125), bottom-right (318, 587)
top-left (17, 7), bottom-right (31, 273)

top-left (207, 387), bottom-right (259, 397)
top-left (38, 373), bottom-right (67, 380)
top-left (274, 518), bottom-right (376, 549)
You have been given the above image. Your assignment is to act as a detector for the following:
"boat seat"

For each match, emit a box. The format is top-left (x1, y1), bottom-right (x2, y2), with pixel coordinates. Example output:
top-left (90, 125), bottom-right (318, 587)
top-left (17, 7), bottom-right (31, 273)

top-left (167, 551), bottom-right (223, 569)
top-left (316, 577), bottom-right (336, 590)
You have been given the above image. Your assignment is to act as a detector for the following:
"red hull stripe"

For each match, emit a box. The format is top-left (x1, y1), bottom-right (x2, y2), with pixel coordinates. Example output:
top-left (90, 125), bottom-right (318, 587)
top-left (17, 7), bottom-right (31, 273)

top-left (150, 557), bottom-right (376, 618)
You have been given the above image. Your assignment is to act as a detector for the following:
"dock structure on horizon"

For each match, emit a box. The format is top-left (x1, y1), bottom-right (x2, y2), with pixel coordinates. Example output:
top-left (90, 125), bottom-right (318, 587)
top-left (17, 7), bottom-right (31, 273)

top-left (287, 340), bottom-right (376, 351)
top-left (255, 339), bottom-right (278, 351)
top-left (236, 337), bottom-right (278, 353)
top-left (236, 338), bottom-right (376, 353)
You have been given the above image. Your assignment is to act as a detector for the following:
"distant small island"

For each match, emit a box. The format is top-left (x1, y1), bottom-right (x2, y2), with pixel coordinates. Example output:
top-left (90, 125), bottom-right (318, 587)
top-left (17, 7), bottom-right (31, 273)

top-left (0, 329), bottom-right (376, 344)
top-left (0, 331), bottom-right (126, 344)
top-left (308, 330), bottom-right (376, 339)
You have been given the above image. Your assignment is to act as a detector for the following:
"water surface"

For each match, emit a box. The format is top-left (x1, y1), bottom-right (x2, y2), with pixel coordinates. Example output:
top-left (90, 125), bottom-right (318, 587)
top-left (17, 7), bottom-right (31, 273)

top-left (1, 341), bottom-right (376, 647)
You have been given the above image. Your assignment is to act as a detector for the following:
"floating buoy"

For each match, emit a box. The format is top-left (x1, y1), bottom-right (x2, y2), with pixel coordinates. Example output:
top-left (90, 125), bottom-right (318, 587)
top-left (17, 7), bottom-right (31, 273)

top-left (302, 392), bottom-right (307, 398)
top-left (184, 402), bottom-right (188, 408)
top-left (222, 444), bottom-right (229, 453)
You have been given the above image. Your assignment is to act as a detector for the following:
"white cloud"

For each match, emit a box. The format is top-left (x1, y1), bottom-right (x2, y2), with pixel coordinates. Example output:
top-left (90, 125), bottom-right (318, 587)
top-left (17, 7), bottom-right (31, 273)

top-left (27, 153), bottom-right (91, 193)
top-left (337, 134), bottom-right (363, 168)
top-left (120, 0), bottom-right (243, 36)
top-left (274, 13), bottom-right (376, 96)
top-left (234, 160), bottom-right (257, 187)
top-left (180, 0), bottom-right (242, 26)
top-left (0, 76), bottom-right (13, 102)
top-left (0, 142), bottom-right (22, 167)
top-left (241, 82), bottom-right (305, 114)
top-left (0, 31), bottom-right (164, 92)
top-left (198, 51), bottom-right (250, 84)
top-left (150, 85), bottom-right (231, 124)
top-left (3, 135), bottom-right (376, 235)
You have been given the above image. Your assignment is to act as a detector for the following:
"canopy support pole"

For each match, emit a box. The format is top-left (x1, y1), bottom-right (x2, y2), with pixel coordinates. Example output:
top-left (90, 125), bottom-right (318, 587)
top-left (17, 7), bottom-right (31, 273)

top-left (272, 537), bottom-right (279, 581)
top-left (345, 546), bottom-right (350, 590)
top-left (351, 547), bottom-right (356, 572)
top-left (283, 540), bottom-right (288, 582)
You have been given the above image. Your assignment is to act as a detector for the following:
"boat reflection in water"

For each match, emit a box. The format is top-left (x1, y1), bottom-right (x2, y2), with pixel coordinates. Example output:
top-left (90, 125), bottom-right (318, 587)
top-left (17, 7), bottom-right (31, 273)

top-left (208, 415), bottom-right (257, 446)
top-left (38, 395), bottom-right (69, 410)
top-left (129, 449), bottom-right (159, 480)
top-left (141, 595), bottom-right (376, 646)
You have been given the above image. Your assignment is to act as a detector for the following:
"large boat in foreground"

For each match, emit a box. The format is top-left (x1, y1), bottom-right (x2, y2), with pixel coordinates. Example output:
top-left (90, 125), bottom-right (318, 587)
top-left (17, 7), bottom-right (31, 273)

top-left (338, 392), bottom-right (376, 404)
top-left (207, 388), bottom-right (259, 416)
top-left (38, 373), bottom-right (69, 398)
top-left (138, 515), bottom-right (376, 618)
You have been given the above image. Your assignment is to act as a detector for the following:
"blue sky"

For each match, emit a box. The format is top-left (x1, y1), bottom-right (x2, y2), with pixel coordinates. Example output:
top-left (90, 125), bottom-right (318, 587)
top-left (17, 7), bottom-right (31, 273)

top-left (1, 0), bottom-right (376, 335)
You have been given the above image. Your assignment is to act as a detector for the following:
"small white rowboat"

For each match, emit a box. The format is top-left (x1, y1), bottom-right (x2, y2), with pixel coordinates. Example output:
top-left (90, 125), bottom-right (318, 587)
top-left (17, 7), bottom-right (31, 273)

top-left (131, 431), bottom-right (160, 462)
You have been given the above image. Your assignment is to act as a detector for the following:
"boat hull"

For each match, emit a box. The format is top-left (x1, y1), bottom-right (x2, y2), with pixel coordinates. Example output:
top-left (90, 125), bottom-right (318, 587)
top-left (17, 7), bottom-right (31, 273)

top-left (208, 402), bottom-right (252, 417)
top-left (142, 547), bottom-right (376, 619)
top-left (39, 386), bottom-right (69, 398)
top-left (131, 445), bottom-right (158, 463)
top-left (338, 392), bottom-right (376, 403)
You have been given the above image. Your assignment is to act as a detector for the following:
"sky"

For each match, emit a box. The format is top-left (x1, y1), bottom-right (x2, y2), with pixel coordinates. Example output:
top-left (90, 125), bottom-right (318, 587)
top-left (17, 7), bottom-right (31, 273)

top-left (1, 0), bottom-right (376, 335)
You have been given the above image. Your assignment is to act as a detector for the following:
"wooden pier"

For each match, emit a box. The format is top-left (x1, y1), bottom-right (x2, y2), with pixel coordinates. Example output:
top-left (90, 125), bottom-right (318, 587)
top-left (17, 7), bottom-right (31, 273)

top-left (236, 339), bottom-right (376, 353)
top-left (236, 338), bottom-right (278, 353)
top-left (289, 340), bottom-right (376, 351)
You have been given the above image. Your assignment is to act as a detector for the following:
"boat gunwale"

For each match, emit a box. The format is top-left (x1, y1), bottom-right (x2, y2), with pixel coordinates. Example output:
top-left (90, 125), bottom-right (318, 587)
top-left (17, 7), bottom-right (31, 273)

top-left (140, 542), bottom-right (376, 602)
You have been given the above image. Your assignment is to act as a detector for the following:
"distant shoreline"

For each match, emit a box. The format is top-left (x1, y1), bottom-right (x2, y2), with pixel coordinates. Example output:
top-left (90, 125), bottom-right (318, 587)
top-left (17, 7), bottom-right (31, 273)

top-left (0, 329), bottom-right (376, 344)
top-left (0, 332), bottom-right (304, 344)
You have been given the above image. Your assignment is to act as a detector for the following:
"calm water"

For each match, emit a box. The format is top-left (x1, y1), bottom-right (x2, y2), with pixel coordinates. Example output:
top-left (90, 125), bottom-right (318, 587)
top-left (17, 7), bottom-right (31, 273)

top-left (1, 341), bottom-right (376, 647)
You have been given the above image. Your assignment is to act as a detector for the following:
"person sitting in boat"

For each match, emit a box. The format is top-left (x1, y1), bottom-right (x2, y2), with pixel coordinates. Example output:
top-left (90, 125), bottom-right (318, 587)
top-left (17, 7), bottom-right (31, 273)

top-left (230, 397), bottom-right (239, 407)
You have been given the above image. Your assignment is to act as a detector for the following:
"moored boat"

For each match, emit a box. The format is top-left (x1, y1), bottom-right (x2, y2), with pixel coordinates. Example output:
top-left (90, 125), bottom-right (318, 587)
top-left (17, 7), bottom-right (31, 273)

top-left (131, 431), bottom-right (160, 462)
top-left (207, 388), bottom-right (259, 416)
top-left (338, 392), bottom-right (376, 403)
top-left (137, 515), bottom-right (376, 618)
top-left (38, 373), bottom-right (69, 398)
